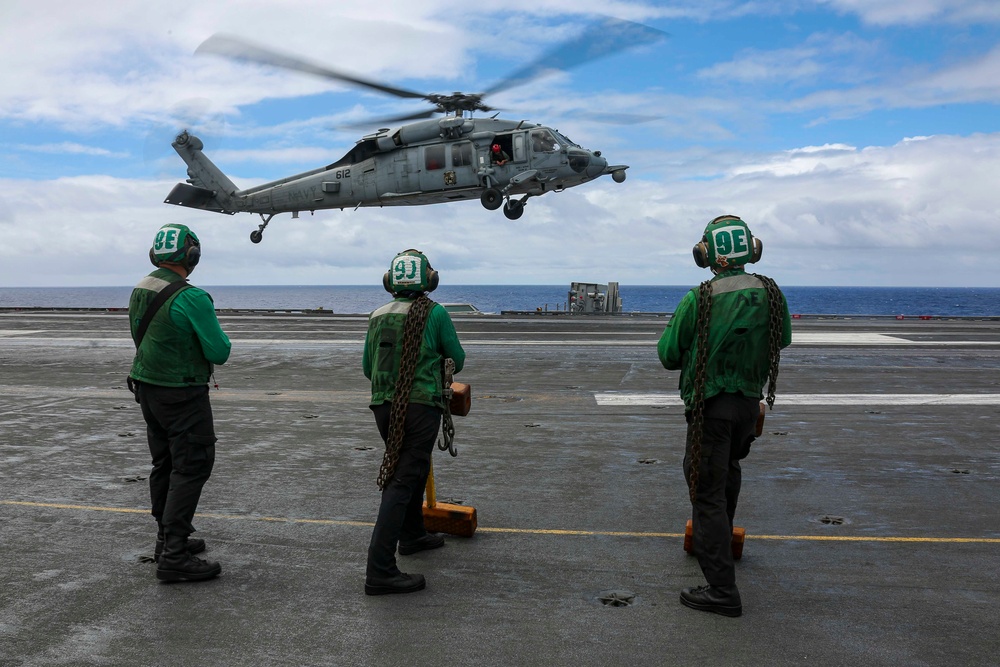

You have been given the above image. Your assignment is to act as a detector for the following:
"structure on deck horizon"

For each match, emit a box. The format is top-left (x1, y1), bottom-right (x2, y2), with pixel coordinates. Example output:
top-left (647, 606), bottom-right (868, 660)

top-left (568, 282), bottom-right (621, 314)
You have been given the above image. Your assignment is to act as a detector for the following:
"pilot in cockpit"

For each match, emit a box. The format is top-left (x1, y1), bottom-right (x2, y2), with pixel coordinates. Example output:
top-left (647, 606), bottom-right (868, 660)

top-left (531, 130), bottom-right (558, 153)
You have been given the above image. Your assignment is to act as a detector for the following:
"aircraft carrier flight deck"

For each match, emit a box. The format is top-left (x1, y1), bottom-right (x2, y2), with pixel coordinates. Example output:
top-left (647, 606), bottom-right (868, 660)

top-left (1, 310), bottom-right (998, 666)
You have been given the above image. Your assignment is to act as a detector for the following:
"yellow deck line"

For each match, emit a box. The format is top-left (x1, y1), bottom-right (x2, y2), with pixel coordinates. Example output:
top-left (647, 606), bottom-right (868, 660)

top-left (5, 500), bottom-right (999, 544)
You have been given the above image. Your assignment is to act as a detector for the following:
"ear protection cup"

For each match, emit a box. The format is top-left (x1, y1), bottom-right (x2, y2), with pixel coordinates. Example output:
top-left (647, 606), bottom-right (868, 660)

top-left (749, 237), bottom-right (762, 264)
top-left (185, 242), bottom-right (201, 269)
top-left (692, 237), bottom-right (710, 268)
top-left (382, 271), bottom-right (393, 294)
top-left (425, 267), bottom-right (439, 292)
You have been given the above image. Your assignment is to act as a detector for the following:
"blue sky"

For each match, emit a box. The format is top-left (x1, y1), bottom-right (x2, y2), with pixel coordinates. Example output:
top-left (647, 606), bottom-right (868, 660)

top-left (1, 0), bottom-right (999, 287)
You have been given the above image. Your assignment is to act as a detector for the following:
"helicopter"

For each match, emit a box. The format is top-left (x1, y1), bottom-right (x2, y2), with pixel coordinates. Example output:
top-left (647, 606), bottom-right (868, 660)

top-left (164, 18), bottom-right (665, 243)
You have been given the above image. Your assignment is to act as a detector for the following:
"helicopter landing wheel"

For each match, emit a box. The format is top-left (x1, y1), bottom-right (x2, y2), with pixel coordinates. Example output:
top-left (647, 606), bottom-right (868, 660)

top-left (503, 200), bottom-right (524, 220)
top-left (480, 188), bottom-right (502, 211)
top-left (252, 213), bottom-right (274, 244)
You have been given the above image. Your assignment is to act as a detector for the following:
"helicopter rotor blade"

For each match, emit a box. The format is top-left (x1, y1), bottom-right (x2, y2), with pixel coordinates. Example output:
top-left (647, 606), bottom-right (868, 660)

top-left (197, 34), bottom-right (429, 102)
top-left (342, 108), bottom-right (441, 130)
top-left (483, 17), bottom-right (667, 96)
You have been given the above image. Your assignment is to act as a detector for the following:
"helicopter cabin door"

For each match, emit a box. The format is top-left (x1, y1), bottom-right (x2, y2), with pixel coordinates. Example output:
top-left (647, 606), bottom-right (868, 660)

top-left (449, 141), bottom-right (476, 188)
top-left (511, 132), bottom-right (527, 163)
top-left (419, 142), bottom-right (476, 194)
top-left (359, 164), bottom-right (378, 203)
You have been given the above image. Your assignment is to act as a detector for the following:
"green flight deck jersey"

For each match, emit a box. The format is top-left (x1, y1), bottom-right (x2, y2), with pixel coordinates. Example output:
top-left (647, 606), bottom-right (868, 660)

top-left (363, 298), bottom-right (466, 409)
top-left (658, 270), bottom-right (791, 410)
top-left (128, 268), bottom-right (231, 387)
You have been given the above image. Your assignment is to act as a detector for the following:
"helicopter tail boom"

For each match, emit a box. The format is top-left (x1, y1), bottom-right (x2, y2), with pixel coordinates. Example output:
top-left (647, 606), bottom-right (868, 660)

top-left (164, 132), bottom-right (238, 215)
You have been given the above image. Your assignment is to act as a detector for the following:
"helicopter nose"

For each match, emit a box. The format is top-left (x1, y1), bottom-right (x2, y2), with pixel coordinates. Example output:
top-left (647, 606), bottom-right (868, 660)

top-left (586, 151), bottom-right (607, 178)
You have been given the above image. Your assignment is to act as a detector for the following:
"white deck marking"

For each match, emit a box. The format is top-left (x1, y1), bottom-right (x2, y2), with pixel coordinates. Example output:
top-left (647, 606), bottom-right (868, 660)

top-left (595, 393), bottom-right (1000, 406)
top-left (793, 332), bottom-right (906, 344)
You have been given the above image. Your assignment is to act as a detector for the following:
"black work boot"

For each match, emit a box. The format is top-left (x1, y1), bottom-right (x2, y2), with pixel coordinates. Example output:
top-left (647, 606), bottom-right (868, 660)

top-left (154, 528), bottom-right (206, 563)
top-left (398, 532), bottom-right (445, 555)
top-left (364, 572), bottom-right (426, 596)
top-left (156, 534), bottom-right (221, 583)
top-left (679, 584), bottom-right (743, 617)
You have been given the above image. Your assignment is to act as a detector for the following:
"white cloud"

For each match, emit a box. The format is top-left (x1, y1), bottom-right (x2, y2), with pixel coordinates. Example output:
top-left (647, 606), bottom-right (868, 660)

top-left (0, 1), bottom-right (478, 128)
top-left (786, 43), bottom-right (1000, 119)
top-left (15, 142), bottom-right (129, 158)
top-left (696, 32), bottom-right (880, 88)
top-left (1, 132), bottom-right (997, 288)
top-left (787, 143), bottom-right (857, 154)
top-left (818, 0), bottom-right (1000, 26)
top-left (698, 46), bottom-right (824, 84)
top-left (0, 0), bottom-right (677, 130)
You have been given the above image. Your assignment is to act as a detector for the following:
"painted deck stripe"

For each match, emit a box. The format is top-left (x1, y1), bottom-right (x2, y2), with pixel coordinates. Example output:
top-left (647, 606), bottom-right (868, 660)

top-left (3, 384), bottom-right (998, 407)
top-left (2, 501), bottom-right (997, 544)
top-left (595, 393), bottom-right (1000, 406)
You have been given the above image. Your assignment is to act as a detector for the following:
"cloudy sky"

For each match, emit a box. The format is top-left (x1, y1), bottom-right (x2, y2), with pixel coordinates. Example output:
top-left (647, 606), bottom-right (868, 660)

top-left (2, 0), bottom-right (998, 288)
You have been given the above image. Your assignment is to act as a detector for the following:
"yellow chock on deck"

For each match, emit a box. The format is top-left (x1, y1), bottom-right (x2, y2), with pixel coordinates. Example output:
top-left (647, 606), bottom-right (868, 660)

top-left (684, 519), bottom-right (745, 560)
top-left (423, 459), bottom-right (477, 537)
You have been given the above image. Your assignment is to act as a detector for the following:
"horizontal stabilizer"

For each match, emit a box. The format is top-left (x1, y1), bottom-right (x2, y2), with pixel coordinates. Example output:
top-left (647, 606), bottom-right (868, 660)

top-left (164, 183), bottom-right (236, 215)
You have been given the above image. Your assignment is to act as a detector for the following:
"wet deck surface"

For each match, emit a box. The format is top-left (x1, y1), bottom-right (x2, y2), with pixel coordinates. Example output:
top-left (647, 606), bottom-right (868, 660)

top-left (1, 310), bottom-right (999, 666)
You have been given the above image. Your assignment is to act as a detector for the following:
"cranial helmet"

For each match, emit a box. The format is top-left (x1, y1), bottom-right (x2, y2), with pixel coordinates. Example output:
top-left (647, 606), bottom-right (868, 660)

top-left (492, 144), bottom-right (501, 152)
top-left (149, 223), bottom-right (201, 270)
top-left (692, 215), bottom-right (762, 271)
top-left (382, 249), bottom-right (439, 294)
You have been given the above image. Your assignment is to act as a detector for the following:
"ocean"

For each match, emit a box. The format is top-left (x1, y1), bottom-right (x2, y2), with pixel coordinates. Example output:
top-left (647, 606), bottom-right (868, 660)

top-left (2, 285), bottom-right (999, 317)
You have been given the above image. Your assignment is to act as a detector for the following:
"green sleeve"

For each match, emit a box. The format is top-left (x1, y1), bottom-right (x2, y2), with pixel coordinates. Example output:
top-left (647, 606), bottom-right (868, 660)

top-left (430, 304), bottom-right (465, 373)
top-left (658, 289), bottom-right (697, 370)
top-left (780, 292), bottom-right (792, 348)
top-left (362, 322), bottom-right (373, 379)
top-left (171, 288), bottom-right (231, 365)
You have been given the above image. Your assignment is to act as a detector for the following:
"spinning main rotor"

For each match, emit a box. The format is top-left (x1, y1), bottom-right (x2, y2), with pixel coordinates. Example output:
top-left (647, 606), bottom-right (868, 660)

top-left (196, 17), bottom-right (665, 127)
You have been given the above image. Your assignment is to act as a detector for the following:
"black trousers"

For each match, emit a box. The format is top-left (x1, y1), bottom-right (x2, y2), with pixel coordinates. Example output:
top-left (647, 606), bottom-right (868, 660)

top-left (136, 382), bottom-right (217, 539)
top-left (367, 402), bottom-right (441, 579)
top-left (683, 392), bottom-right (758, 587)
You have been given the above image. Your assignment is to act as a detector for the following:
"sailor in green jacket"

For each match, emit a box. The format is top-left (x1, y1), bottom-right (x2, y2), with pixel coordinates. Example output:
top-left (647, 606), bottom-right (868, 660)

top-left (658, 215), bottom-right (791, 617)
top-left (129, 223), bottom-right (231, 583)
top-left (362, 249), bottom-right (465, 595)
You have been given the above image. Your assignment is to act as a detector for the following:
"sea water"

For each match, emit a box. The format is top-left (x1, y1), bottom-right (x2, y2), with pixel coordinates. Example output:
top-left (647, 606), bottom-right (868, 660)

top-left (1, 285), bottom-right (999, 317)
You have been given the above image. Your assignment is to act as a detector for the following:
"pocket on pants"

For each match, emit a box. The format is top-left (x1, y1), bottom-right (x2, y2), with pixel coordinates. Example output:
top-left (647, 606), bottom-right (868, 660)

top-left (173, 433), bottom-right (217, 474)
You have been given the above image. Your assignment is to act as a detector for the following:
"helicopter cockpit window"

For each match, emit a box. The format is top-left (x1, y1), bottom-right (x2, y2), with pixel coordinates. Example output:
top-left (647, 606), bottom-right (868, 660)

top-left (567, 150), bottom-right (591, 173)
top-left (530, 129), bottom-right (559, 153)
top-left (327, 138), bottom-right (378, 170)
top-left (553, 130), bottom-right (579, 148)
top-left (425, 145), bottom-right (446, 171)
top-left (451, 142), bottom-right (473, 168)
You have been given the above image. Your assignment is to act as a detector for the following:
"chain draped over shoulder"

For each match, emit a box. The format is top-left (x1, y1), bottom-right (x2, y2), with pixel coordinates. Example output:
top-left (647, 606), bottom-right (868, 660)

top-left (376, 295), bottom-right (434, 490)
